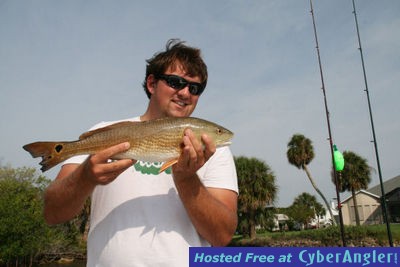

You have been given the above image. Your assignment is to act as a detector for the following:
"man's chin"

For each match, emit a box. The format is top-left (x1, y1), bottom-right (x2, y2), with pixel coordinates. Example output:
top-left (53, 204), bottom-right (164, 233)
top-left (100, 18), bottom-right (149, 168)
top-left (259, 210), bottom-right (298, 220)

top-left (168, 108), bottom-right (194, 118)
top-left (168, 113), bottom-right (190, 118)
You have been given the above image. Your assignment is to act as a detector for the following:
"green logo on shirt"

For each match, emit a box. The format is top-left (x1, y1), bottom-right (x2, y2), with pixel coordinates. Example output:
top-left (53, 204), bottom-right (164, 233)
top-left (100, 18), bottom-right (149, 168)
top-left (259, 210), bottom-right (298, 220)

top-left (134, 161), bottom-right (172, 175)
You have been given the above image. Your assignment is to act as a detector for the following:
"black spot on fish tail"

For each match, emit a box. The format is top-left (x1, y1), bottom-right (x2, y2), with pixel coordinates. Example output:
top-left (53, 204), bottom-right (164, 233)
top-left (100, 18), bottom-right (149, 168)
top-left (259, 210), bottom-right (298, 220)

top-left (23, 141), bottom-right (69, 172)
top-left (55, 144), bottom-right (63, 153)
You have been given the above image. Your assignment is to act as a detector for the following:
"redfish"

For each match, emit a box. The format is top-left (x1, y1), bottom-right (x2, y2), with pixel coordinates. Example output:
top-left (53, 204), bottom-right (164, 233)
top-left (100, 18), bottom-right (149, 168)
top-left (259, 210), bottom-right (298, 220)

top-left (23, 117), bottom-right (233, 172)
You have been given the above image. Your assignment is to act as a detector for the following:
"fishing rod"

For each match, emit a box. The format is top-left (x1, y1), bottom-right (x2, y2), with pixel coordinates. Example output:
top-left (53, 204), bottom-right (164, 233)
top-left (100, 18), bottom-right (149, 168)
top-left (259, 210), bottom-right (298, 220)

top-left (351, 0), bottom-right (393, 247)
top-left (309, 0), bottom-right (346, 247)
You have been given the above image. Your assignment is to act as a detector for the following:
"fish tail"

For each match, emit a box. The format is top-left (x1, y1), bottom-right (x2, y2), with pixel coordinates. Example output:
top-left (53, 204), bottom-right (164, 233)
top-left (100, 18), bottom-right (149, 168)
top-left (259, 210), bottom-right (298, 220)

top-left (23, 141), bottom-right (70, 172)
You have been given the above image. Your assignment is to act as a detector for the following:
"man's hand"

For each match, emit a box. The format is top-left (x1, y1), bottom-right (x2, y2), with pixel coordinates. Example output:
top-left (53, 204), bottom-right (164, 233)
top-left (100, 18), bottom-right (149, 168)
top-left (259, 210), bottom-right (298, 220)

top-left (82, 142), bottom-right (135, 186)
top-left (172, 128), bottom-right (216, 180)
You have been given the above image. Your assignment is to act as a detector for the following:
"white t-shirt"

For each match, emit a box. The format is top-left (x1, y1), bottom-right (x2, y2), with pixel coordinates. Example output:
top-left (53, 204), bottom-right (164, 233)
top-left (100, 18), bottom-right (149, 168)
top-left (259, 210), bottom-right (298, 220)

top-left (63, 117), bottom-right (238, 267)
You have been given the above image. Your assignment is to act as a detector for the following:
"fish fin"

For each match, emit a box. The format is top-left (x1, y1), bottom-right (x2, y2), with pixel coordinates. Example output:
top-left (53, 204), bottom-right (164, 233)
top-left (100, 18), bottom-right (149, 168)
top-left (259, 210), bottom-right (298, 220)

top-left (79, 121), bottom-right (139, 140)
top-left (159, 159), bottom-right (178, 173)
top-left (23, 141), bottom-right (69, 172)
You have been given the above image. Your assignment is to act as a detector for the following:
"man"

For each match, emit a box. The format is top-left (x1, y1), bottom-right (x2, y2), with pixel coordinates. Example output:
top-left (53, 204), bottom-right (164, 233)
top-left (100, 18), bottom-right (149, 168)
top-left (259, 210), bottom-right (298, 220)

top-left (43, 39), bottom-right (238, 266)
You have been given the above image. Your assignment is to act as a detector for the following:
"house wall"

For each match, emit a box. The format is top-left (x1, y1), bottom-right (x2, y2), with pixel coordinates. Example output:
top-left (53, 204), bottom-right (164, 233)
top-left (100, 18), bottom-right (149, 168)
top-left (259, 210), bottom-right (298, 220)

top-left (341, 193), bottom-right (382, 225)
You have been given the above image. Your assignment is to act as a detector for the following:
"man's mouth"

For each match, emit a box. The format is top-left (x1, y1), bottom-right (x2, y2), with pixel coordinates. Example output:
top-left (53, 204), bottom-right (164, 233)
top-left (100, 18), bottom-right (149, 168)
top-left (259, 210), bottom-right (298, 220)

top-left (173, 100), bottom-right (188, 107)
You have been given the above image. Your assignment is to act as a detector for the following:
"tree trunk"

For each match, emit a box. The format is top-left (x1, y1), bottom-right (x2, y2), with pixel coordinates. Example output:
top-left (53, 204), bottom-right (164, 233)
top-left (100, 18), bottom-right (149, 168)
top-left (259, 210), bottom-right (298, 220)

top-left (249, 221), bottom-right (256, 240)
top-left (249, 209), bottom-right (256, 239)
top-left (303, 165), bottom-right (336, 225)
top-left (351, 189), bottom-right (361, 226)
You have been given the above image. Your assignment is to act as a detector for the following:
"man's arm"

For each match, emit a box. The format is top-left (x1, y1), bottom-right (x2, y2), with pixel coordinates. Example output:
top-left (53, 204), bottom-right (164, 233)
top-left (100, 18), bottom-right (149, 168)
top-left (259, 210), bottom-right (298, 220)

top-left (44, 142), bottom-right (134, 225)
top-left (172, 129), bottom-right (238, 246)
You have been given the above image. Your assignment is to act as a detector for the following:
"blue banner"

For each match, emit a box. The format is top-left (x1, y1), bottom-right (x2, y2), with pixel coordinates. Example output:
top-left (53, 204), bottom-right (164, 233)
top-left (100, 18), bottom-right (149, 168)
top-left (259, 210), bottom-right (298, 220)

top-left (190, 247), bottom-right (399, 267)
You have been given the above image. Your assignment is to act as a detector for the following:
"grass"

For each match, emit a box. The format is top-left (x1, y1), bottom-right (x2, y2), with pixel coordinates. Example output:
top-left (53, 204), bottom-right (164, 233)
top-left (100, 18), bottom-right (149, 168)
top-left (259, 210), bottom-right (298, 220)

top-left (230, 224), bottom-right (399, 247)
top-left (363, 223), bottom-right (400, 243)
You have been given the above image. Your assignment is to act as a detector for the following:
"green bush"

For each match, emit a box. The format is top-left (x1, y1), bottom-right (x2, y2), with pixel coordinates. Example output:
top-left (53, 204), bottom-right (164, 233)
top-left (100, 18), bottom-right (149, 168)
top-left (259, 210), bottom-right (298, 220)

top-left (0, 167), bottom-right (49, 265)
top-left (0, 166), bottom-right (85, 266)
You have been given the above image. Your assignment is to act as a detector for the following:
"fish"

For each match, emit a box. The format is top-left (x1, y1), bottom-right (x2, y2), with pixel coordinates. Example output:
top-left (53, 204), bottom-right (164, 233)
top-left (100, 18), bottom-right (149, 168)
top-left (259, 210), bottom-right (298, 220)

top-left (23, 117), bottom-right (233, 172)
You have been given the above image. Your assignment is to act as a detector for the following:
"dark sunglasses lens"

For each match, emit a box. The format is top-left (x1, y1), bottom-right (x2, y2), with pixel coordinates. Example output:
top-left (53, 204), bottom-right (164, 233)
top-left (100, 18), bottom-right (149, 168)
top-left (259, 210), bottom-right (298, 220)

top-left (167, 76), bottom-right (187, 90)
top-left (188, 84), bottom-right (203, 95)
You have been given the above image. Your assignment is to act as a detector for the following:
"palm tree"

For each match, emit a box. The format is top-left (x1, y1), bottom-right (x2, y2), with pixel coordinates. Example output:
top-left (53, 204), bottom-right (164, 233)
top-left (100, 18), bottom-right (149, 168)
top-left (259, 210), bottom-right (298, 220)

top-left (336, 151), bottom-right (371, 226)
top-left (287, 134), bottom-right (335, 225)
top-left (235, 156), bottom-right (277, 239)
top-left (290, 192), bottom-right (324, 229)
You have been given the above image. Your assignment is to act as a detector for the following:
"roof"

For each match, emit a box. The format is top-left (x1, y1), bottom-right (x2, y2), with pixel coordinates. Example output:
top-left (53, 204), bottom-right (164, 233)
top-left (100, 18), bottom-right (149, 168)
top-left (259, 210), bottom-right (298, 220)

top-left (275, 214), bottom-right (289, 221)
top-left (367, 175), bottom-right (400, 197)
top-left (341, 189), bottom-right (380, 204)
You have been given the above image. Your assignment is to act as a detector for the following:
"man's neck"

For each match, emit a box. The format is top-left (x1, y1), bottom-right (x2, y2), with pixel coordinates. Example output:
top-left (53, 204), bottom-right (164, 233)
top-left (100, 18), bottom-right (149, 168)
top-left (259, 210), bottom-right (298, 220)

top-left (140, 109), bottom-right (164, 122)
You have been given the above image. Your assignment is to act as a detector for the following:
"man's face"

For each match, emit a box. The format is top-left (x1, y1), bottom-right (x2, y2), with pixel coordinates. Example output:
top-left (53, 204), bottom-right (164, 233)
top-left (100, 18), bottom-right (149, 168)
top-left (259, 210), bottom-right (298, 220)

top-left (147, 65), bottom-right (201, 119)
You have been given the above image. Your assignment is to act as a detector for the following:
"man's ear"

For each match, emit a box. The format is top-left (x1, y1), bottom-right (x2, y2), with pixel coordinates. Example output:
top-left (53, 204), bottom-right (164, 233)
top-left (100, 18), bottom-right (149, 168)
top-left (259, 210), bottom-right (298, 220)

top-left (147, 74), bottom-right (156, 95)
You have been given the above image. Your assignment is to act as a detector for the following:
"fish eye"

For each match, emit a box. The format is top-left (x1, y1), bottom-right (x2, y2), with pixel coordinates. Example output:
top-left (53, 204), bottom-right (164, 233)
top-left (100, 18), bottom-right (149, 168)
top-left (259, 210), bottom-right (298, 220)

top-left (216, 128), bottom-right (222, 134)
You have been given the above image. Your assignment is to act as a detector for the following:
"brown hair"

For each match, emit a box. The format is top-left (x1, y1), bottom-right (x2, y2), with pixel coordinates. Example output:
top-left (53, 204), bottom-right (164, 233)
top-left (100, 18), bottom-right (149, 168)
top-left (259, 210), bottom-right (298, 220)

top-left (142, 39), bottom-right (208, 99)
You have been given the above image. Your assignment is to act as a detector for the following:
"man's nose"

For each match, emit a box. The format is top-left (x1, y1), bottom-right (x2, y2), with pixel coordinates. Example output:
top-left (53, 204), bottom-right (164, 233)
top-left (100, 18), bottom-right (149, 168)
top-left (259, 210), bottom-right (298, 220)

top-left (177, 85), bottom-right (191, 97)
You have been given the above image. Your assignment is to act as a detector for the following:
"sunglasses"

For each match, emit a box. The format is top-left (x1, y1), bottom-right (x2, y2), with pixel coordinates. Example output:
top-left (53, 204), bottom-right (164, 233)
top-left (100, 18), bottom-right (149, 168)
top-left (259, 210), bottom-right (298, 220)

top-left (156, 74), bottom-right (206, 96)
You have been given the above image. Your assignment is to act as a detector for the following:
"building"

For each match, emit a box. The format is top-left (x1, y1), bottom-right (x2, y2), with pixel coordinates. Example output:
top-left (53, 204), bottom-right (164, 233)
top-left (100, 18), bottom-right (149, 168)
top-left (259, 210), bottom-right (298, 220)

top-left (340, 175), bottom-right (400, 225)
top-left (271, 213), bottom-right (290, 231)
top-left (367, 175), bottom-right (400, 223)
top-left (341, 190), bottom-right (382, 225)
top-left (303, 200), bottom-right (338, 228)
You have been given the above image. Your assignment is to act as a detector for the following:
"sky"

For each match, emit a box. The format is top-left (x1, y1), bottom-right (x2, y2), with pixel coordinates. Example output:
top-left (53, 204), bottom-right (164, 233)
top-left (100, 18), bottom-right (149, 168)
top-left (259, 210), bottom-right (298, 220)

top-left (1, 0), bottom-right (399, 207)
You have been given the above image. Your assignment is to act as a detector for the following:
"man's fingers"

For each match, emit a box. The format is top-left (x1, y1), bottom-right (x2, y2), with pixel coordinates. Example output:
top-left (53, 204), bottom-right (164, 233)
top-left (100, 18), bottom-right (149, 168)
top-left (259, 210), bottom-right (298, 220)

top-left (103, 159), bottom-right (134, 174)
top-left (91, 142), bottom-right (131, 163)
top-left (201, 134), bottom-right (216, 160)
top-left (82, 142), bottom-right (134, 186)
top-left (183, 129), bottom-right (201, 163)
